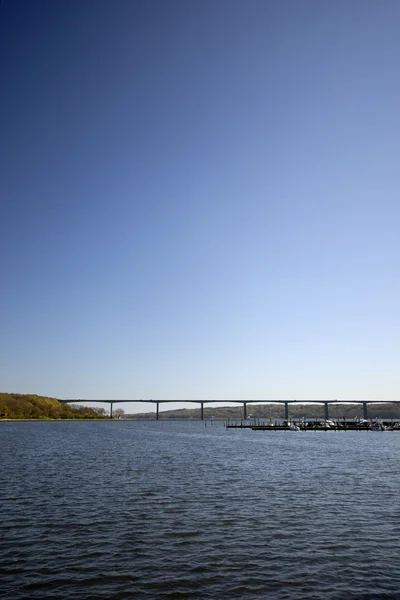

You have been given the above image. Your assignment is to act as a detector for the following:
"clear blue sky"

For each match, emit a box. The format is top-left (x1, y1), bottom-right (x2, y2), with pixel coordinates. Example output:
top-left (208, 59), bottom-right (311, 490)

top-left (2, 0), bottom-right (400, 413)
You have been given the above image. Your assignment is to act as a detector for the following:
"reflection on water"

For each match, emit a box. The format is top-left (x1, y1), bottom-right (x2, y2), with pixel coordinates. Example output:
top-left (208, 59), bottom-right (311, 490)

top-left (1, 420), bottom-right (400, 599)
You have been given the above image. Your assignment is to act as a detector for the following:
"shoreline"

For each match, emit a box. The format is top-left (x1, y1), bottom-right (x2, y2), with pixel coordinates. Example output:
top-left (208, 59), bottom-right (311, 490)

top-left (0, 418), bottom-right (114, 422)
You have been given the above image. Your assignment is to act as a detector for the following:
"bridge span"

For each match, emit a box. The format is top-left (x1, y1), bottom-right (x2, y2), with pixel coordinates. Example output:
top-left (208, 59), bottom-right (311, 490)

top-left (59, 399), bottom-right (400, 420)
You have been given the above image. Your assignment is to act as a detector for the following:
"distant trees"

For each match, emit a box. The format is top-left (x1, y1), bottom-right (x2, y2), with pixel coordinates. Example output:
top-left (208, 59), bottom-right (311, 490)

top-left (68, 404), bottom-right (107, 419)
top-left (92, 407), bottom-right (107, 417)
top-left (0, 394), bottom-right (108, 419)
top-left (113, 408), bottom-right (125, 418)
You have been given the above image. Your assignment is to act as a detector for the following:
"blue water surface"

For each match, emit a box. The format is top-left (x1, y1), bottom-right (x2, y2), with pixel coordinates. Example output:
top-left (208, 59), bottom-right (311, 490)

top-left (1, 420), bottom-right (400, 599)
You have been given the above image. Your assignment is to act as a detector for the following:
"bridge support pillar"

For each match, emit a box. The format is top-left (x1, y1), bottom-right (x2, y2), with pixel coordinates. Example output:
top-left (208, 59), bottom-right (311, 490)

top-left (363, 402), bottom-right (368, 420)
top-left (200, 402), bottom-right (204, 420)
top-left (324, 403), bottom-right (329, 421)
top-left (110, 402), bottom-right (113, 419)
top-left (156, 402), bottom-right (159, 420)
top-left (243, 402), bottom-right (247, 420)
top-left (284, 402), bottom-right (289, 422)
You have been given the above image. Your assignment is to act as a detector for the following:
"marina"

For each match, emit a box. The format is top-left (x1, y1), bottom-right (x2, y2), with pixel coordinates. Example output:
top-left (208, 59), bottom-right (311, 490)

top-left (226, 419), bottom-right (400, 431)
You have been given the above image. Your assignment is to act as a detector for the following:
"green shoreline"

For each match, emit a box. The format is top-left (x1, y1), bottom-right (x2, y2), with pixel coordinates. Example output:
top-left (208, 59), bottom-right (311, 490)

top-left (0, 393), bottom-right (107, 420)
top-left (0, 418), bottom-right (115, 422)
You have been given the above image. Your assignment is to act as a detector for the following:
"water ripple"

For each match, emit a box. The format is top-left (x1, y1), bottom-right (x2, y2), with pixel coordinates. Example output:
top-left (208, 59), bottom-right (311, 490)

top-left (1, 422), bottom-right (400, 599)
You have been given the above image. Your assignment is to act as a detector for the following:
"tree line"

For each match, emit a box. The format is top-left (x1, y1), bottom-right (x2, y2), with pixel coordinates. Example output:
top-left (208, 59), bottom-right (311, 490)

top-left (0, 394), bottom-right (108, 419)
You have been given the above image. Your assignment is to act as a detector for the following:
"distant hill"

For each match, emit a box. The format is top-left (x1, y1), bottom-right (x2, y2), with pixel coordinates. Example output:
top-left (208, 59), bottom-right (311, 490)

top-left (128, 402), bottom-right (400, 420)
top-left (0, 393), bottom-right (106, 419)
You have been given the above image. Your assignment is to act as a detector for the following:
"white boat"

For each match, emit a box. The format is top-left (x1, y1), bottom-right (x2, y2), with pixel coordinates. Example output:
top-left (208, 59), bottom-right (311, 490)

top-left (289, 422), bottom-right (300, 431)
top-left (369, 421), bottom-right (386, 431)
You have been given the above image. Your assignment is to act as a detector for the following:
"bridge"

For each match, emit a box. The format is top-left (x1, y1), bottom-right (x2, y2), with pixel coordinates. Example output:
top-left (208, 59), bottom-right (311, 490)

top-left (59, 399), bottom-right (400, 420)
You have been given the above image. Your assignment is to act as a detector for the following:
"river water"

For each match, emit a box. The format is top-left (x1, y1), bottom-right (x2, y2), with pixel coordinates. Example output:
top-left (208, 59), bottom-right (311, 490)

top-left (1, 420), bottom-right (400, 599)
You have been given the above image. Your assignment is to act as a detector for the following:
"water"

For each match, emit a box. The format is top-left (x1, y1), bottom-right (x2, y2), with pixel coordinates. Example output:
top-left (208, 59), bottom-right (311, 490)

top-left (1, 421), bottom-right (400, 599)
